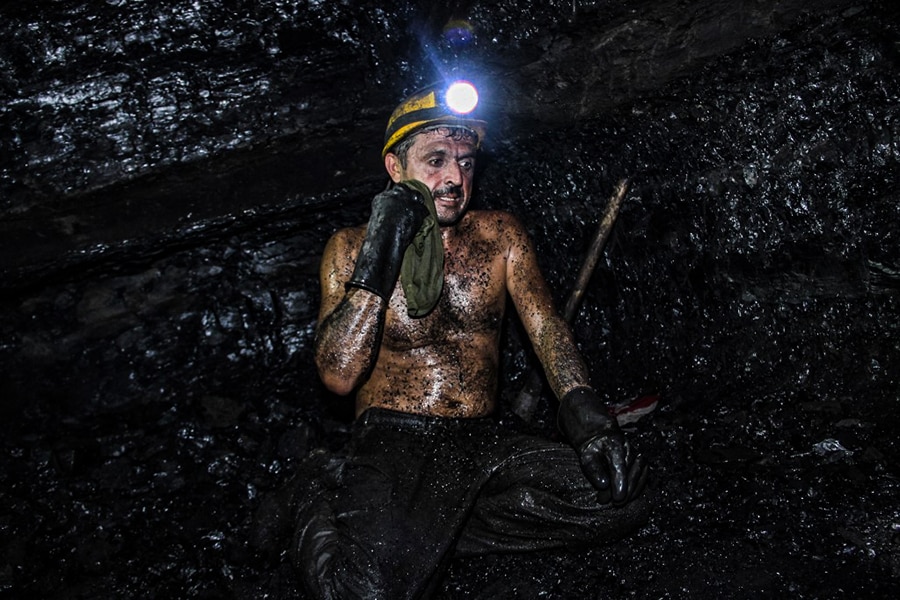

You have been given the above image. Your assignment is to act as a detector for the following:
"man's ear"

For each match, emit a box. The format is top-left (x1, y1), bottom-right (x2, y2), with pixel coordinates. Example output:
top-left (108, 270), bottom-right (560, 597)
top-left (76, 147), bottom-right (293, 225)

top-left (384, 153), bottom-right (403, 183)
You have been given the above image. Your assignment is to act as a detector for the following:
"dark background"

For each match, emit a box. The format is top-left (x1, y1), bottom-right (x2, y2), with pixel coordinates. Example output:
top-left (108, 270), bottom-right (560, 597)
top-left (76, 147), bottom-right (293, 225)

top-left (1, 1), bottom-right (898, 598)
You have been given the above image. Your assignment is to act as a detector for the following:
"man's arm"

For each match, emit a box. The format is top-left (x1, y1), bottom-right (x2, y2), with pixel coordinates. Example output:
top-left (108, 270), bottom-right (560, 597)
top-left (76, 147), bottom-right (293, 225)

top-left (314, 230), bottom-right (387, 396)
top-left (504, 215), bottom-right (591, 399)
top-left (314, 184), bottom-right (429, 395)
top-left (505, 215), bottom-right (646, 504)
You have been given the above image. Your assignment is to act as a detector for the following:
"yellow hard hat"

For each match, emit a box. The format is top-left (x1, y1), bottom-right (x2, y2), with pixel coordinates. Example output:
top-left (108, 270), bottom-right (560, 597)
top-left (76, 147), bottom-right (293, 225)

top-left (382, 80), bottom-right (487, 158)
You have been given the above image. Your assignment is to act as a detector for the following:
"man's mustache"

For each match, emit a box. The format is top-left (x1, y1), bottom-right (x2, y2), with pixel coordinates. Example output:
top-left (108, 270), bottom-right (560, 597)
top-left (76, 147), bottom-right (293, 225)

top-left (432, 185), bottom-right (462, 197)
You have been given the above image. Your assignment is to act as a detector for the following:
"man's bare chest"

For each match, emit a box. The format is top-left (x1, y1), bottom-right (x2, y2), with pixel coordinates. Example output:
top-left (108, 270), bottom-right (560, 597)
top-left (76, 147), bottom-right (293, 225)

top-left (383, 249), bottom-right (507, 350)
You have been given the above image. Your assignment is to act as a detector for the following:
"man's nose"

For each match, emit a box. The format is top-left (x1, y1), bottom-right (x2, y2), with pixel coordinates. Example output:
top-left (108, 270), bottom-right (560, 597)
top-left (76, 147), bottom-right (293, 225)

top-left (444, 161), bottom-right (462, 186)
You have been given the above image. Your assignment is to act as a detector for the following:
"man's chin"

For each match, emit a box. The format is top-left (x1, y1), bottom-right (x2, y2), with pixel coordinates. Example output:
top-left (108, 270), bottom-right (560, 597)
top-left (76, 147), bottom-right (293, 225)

top-left (436, 205), bottom-right (467, 226)
top-left (435, 200), bottom-right (468, 226)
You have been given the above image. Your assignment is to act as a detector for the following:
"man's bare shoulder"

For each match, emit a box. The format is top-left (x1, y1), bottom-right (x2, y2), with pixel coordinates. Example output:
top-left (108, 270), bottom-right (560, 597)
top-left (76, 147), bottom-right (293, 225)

top-left (330, 223), bottom-right (367, 242)
top-left (463, 209), bottom-right (529, 236)
top-left (319, 226), bottom-right (367, 288)
top-left (323, 224), bottom-right (366, 255)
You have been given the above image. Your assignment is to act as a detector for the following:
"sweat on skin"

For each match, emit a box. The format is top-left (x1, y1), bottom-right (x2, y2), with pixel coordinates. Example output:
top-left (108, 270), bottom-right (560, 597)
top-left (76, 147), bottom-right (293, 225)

top-left (314, 127), bottom-right (593, 419)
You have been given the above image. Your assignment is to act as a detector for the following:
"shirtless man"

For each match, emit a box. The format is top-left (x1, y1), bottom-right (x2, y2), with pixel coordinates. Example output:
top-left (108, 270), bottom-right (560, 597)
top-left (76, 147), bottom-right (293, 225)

top-left (297, 81), bottom-right (648, 599)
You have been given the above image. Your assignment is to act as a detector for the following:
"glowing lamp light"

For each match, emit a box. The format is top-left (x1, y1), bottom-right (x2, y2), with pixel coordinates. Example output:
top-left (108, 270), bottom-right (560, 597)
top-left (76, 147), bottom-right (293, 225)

top-left (445, 81), bottom-right (478, 115)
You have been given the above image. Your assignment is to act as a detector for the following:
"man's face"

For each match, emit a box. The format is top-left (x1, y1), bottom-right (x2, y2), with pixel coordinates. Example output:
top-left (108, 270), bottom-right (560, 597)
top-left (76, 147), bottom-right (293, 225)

top-left (387, 127), bottom-right (477, 226)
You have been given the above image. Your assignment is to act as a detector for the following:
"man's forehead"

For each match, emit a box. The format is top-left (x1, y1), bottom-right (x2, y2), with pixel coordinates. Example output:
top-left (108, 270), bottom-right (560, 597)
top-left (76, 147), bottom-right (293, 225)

top-left (410, 127), bottom-right (478, 153)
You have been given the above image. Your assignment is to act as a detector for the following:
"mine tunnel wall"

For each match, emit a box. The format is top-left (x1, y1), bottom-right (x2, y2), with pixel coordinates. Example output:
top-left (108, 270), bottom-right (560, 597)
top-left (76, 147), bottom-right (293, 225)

top-left (1, 2), bottom-right (898, 439)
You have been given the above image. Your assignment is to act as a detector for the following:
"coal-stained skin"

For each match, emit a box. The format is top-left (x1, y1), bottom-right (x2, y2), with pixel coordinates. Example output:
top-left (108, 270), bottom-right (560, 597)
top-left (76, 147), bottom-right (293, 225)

top-left (315, 130), bottom-right (592, 418)
top-left (317, 208), bottom-right (591, 418)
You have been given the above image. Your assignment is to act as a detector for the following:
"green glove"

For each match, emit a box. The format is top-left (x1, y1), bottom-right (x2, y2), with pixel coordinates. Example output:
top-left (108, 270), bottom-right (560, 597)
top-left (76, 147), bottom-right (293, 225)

top-left (398, 180), bottom-right (444, 318)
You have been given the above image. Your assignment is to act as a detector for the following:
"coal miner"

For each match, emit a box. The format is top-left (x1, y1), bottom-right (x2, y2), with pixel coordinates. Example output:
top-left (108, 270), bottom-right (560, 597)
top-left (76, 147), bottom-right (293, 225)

top-left (294, 81), bottom-right (650, 598)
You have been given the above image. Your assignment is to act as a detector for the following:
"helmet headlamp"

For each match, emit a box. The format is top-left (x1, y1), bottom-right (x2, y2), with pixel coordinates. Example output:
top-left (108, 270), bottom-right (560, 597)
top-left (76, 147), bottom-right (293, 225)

top-left (382, 80), bottom-right (487, 158)
top-left (445, 81), bottom-right (478, 114)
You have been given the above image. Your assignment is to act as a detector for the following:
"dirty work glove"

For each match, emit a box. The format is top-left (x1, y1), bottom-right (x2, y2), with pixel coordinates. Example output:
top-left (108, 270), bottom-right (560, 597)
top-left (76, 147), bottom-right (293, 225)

top-left (347, 183), bottom-right (429, 301)
top-left (558, 387), bottom-right (647, 504)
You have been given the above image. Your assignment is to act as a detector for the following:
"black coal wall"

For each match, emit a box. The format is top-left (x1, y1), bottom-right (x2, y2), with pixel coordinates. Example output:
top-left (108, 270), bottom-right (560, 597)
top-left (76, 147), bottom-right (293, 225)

top-left (1, 0), bottom-right (898, 597)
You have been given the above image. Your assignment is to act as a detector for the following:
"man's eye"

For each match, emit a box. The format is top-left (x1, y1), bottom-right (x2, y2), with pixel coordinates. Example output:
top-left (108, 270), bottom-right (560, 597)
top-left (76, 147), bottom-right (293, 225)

top-left (429, 158), bottom-right (445, 168)
top-left (459, 160), bottom-right (474, 171)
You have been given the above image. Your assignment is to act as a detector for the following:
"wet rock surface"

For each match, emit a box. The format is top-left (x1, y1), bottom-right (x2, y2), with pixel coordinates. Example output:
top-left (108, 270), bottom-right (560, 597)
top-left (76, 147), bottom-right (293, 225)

top-left (2, 1), bottom-right (900, 598)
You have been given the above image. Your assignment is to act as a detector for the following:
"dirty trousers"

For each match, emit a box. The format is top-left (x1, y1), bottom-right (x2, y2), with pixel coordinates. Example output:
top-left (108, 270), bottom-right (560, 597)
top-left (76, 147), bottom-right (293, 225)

top-left (294, 408), bottom-right (648, 600)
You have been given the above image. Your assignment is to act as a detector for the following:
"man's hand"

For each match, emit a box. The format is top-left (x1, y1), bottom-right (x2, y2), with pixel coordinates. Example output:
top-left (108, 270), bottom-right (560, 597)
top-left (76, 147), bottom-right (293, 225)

top-left (558, 387), bottom-right (648, 504)
top-left (346, 183), bottom-right (429, 300)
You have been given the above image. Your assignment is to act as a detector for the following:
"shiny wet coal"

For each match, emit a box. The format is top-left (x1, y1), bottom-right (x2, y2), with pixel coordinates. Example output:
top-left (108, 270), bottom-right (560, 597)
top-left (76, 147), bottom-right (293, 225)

top-left (2, 2), bottom-right (900, 599)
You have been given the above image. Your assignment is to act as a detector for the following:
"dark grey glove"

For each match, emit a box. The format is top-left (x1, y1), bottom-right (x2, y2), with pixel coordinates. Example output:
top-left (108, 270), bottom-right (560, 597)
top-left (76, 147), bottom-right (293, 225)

top-left (347, 183), bottom-right (429, 300)
top-left (558, 387), bottom-right (648, 504)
